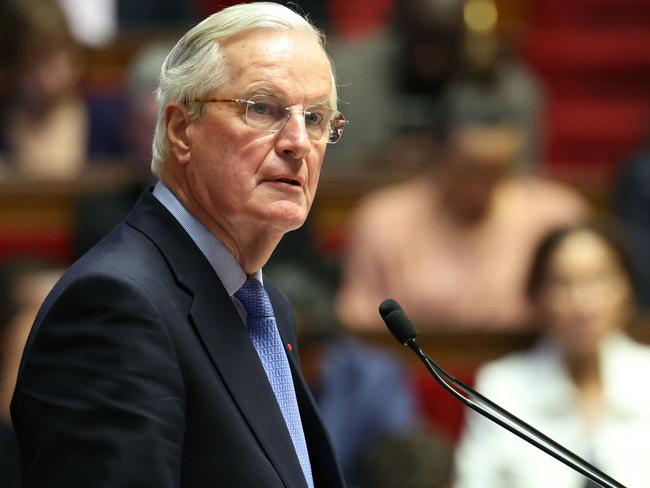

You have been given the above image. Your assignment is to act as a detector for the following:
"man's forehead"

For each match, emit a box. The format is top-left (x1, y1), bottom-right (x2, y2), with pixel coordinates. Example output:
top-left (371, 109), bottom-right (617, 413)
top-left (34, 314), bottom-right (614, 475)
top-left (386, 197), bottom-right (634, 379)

top-left (220, 29), bottom-right (327, 68)
top-left (218, 29), bottom-right (333, 101)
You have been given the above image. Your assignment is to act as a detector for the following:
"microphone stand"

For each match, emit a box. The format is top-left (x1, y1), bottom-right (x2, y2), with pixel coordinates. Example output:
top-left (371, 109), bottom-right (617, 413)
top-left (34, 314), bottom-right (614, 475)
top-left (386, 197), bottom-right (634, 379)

top-left (404, 337), bottom-right (626, 488)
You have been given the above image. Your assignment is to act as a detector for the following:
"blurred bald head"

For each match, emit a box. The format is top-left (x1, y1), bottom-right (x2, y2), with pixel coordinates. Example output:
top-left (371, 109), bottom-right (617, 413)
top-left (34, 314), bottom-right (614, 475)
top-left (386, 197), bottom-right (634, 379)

top-left (437, 123), bottom-right (523, 223)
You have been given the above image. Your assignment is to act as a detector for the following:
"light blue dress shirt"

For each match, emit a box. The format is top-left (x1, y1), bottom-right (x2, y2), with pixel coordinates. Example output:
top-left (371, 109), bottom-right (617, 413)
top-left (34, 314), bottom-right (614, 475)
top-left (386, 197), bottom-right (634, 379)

top-left (152, 181), bottom-right (262, 320)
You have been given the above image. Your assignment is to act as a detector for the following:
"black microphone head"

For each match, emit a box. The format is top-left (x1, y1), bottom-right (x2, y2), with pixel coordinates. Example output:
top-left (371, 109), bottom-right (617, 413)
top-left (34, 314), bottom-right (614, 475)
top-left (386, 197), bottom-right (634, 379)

top-left (378, 299), bottom-right (417, 345)
top-left (378, 298), bottom-right (401, 320)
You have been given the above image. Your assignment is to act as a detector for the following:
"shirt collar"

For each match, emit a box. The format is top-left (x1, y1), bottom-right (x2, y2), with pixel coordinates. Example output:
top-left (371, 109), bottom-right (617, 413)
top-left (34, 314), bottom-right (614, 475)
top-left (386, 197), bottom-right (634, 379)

top-left (152, 181), bottom-right (262, 296)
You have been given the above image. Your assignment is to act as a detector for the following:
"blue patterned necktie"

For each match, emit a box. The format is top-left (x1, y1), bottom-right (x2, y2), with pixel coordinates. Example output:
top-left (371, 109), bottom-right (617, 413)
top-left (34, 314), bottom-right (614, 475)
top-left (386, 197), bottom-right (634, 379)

top-left (235, 278), bottom-right (314, 488)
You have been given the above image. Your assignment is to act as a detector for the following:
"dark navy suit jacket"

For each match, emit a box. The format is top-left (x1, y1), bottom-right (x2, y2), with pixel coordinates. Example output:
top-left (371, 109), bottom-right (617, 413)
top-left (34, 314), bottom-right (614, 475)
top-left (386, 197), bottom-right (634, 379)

top-left (11, 189), bottom-right (345, 488)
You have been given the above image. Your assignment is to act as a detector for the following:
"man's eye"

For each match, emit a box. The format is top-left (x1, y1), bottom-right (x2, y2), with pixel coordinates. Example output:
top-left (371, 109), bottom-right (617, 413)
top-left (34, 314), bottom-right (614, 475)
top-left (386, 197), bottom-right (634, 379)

top-left (251, 102), bottom-right (273, 116)
top-left (305, 111), bottom-right (324, 127)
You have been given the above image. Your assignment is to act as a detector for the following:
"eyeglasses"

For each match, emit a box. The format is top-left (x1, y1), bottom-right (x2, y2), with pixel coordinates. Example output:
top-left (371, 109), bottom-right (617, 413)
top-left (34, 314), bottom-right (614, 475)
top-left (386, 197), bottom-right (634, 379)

top-left (193, 94), bottom-right (348, 144)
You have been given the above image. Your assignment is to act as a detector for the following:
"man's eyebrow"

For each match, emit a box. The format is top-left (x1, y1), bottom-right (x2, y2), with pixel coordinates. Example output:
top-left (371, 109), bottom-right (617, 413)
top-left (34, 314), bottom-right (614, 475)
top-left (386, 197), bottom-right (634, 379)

top-left (243, 88), bottom-right (333, 107)
top-left (244, 87), bottom-right (277, 98)
top-left (307, 97), bottom-right (333, 107)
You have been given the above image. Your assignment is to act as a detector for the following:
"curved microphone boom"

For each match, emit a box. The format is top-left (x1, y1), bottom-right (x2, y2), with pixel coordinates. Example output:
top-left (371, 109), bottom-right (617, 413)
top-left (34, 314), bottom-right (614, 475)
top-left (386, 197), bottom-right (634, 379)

top-left (378, 298), bottom-right (626, 488)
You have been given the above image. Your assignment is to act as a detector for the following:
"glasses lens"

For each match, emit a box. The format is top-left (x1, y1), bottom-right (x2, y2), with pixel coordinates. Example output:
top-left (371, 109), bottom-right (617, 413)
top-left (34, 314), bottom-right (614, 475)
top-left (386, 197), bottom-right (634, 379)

top-left (327, 112), bottom-right (347, 144)
top-left (244, 95), bottom-right (346, 143)
top-left (246, 95), bottom-right (285, 130)
top-left (304, 106), bottom-right (336, 141)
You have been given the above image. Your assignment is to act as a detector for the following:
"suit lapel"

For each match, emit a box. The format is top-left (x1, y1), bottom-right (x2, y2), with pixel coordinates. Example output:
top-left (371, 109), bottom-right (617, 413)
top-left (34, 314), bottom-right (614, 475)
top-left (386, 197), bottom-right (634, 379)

top-left (125, 190), bottom-right (307, 488)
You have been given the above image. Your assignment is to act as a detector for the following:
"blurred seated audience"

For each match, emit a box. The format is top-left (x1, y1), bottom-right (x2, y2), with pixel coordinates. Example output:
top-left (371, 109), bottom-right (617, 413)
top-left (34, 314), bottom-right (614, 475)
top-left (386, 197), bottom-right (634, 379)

top-left (324, 0), bottom-right (400, 168)
top-left (447, 49), bottom-right (542, 172)
top-left (451, 1), bottom-right (542, 171)
top-left (336, 114), bottom-right (588, 332)
top-left (0, 0), bottom-right (87, 178)
top-left (360, 429), bottom-right (454, 488)
top-left (391, 0), bottom-right (541, 171)
top-left (58, 0), bottom-right (117, 48)
top-left (268, 262), bottom-right (422, 487)
top-left (455, 222), bottom-right (650, 488)
top-left (615, 139), bottom-right (650, 309)
top-left (0, 257), bottom-right (63, 488)
top-left (74, 41), bottom-right (166, 257)
top-left (120, 42), bottom-right (173, 173)
top-left (117, 0), bottom-right (197, 27)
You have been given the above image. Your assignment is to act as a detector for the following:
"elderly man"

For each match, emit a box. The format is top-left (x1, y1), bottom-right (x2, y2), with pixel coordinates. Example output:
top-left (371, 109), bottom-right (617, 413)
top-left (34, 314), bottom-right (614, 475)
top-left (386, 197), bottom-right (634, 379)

top-left (11, 3), bottom-right (347, 487)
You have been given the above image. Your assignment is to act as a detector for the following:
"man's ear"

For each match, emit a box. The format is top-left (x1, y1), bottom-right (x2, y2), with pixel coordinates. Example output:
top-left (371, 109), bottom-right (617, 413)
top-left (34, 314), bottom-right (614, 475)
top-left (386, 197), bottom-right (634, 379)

top-left (165, 102), bottom-right (193, 165)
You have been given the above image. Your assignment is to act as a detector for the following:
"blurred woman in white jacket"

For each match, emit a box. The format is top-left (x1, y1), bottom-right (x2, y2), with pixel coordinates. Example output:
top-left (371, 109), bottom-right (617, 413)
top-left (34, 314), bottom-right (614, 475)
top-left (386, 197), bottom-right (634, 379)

top-left (455, 221), bottom-right (650, 488)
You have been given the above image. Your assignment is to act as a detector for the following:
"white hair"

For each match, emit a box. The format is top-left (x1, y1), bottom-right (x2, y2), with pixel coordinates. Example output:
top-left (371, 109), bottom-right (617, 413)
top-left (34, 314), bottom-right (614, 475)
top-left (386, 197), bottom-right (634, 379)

top-left (150, 2), bottom-right (336, 176)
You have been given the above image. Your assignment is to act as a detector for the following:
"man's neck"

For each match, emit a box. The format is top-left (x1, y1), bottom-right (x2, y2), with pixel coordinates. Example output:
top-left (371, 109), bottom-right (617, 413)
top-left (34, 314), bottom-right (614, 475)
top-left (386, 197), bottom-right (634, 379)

top-left (161, 175), bottom-right (283, 274)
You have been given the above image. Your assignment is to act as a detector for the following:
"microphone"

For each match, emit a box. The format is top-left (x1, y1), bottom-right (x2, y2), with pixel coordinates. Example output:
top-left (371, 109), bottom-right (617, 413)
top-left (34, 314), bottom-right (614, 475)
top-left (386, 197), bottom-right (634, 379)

top-left (378, 298), bottom-right (415, 344)
top-left (378, 298), bottom-right (626, 488)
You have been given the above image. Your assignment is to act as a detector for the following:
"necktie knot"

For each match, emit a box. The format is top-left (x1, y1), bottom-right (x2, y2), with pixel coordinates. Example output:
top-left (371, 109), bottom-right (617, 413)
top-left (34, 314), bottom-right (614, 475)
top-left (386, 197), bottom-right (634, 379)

top-left (234, 278), bottom-right (273, 321)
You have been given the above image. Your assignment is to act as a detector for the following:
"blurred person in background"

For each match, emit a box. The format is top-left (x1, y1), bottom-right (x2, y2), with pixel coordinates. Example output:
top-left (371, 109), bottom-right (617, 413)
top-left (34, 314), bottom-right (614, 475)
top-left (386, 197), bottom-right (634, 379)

top-left (117, 0), bottom-right (197, 27)
top-left (120, 42), bottom-right (175, 173)
top-left (57, 0), bottom-right (117, 48)
top-left (74, 41), bottom-right (170, 257)
top-left (360, 429), bottom-right (454, 488)
top-left (336, 109), bottom-right (588, 332)
top-left (384, 0), bottom-right (541, 173)
top-left (0, 258), bottom-right (63, 488)
top-left (0, 0), bottom-right (88, 178)
top-left (323, 0), bottom-right (400, 168)
top-left (455, 221), bottom-right (650, 488)
top-left (269, 261), bottom-right (422, 487)
top-left (615, 136), bottom-right (650, 310)
top-left (449, 0), bottom-right (542, 171)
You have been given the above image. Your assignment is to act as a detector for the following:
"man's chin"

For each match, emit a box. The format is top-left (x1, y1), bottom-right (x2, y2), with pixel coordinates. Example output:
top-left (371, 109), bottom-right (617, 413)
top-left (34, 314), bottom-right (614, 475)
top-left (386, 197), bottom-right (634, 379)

top-left (259, 203), bottom-right (308, 233)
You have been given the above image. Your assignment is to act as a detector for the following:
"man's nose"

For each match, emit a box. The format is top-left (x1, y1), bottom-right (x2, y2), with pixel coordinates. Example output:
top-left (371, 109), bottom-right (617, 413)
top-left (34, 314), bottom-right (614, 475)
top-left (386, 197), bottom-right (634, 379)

top-left (275, 111), bottom-right (312, 159)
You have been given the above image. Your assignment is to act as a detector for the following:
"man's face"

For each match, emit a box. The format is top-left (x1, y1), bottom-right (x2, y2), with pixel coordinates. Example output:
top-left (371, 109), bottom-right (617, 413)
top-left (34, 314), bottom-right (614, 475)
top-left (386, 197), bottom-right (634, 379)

top-left (180, 29), bottom-right (333, 240)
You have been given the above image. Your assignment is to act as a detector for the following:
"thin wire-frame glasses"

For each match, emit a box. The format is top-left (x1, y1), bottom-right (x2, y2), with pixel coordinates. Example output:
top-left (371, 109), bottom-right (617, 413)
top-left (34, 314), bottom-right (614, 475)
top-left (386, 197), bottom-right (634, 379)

top-left (193, 94), bottom-right (348, 144)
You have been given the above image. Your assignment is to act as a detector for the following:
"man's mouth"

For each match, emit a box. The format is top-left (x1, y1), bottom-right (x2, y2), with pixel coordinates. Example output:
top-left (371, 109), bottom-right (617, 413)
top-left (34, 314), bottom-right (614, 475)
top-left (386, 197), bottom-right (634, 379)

top-left (275, 178), bottom-right (301, 187)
